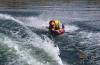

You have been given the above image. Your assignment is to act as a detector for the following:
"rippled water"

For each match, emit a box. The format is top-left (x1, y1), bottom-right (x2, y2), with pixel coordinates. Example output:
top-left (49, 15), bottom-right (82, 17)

top-left (0, 0), bottom-right (100, 65)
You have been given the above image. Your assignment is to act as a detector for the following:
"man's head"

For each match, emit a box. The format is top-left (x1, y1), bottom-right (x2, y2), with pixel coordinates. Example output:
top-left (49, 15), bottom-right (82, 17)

top-left (49, 20), bottom-right (56, 28)
top-left (49, 20), bottom-right (60, 28)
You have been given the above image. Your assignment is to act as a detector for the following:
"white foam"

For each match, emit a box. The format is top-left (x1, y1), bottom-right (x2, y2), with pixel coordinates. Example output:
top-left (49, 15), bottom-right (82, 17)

top-left (2, 36), bottom-right (45, 65)
top-left (64, 25), bottom-right (79, 32)
top-left (18, 16), bottom-right (48, 28)
top-left (0, 14), bottom-right (23, 25)
top-left (35, 35), bottom-right (63, 65)
top-left (25, 34), bottom-right (64, 65)
top-left (20, 16), bottom-right (79, 33)
top-left (0, 13), bottom-right (65, 65)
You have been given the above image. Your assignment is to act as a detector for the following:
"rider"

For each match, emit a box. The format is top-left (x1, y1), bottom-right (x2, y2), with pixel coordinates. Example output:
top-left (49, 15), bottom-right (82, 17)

top-left (49, 20), bottom-right (65, 35)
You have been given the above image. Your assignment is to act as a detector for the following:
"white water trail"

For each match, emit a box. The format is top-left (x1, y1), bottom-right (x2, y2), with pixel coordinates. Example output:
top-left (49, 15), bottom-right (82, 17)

top-left (0, 14), bottom-right (23, 25)
top-left (0, 13), bottom-right (64, 65)
top-left (18, 16), bottom-right (79, 33)
top-left (4, 37), bottom-right (46, 65)
top-left (64, 25), bottom-right (79, 32)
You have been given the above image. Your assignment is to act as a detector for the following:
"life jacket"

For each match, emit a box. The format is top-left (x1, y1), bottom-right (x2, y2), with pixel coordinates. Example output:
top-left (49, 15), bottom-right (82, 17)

top-left (54, 20), bottom-right (60, 30)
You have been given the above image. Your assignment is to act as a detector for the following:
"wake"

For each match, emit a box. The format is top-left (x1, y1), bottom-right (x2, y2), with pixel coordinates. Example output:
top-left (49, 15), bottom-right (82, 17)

top-left (0, 13), bottom-right (65, 65)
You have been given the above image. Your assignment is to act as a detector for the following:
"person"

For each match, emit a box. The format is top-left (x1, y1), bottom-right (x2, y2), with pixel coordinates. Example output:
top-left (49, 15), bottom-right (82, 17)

top-left (49, 20), bottom-right (65, 35)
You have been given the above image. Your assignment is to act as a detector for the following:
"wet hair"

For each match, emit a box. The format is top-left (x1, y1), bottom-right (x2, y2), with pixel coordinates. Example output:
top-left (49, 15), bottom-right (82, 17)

top-left (49, 20), bottom-right (55, 25)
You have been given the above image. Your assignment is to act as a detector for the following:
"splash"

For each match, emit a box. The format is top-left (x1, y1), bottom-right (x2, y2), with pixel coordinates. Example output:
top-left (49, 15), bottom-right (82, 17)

top-left (64, 25), bottom-right (79, 32)
top-left (0, 13), bottom-right (64, 65)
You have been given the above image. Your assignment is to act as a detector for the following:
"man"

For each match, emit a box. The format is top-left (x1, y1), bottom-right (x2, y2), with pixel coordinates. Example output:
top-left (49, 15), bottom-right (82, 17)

top-left (49, 20), bottom-right (65, 35)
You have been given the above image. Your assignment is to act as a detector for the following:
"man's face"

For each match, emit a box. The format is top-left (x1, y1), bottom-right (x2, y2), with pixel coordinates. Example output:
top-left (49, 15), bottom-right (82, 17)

top-left (51, 22), bottom-right (56, 28)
